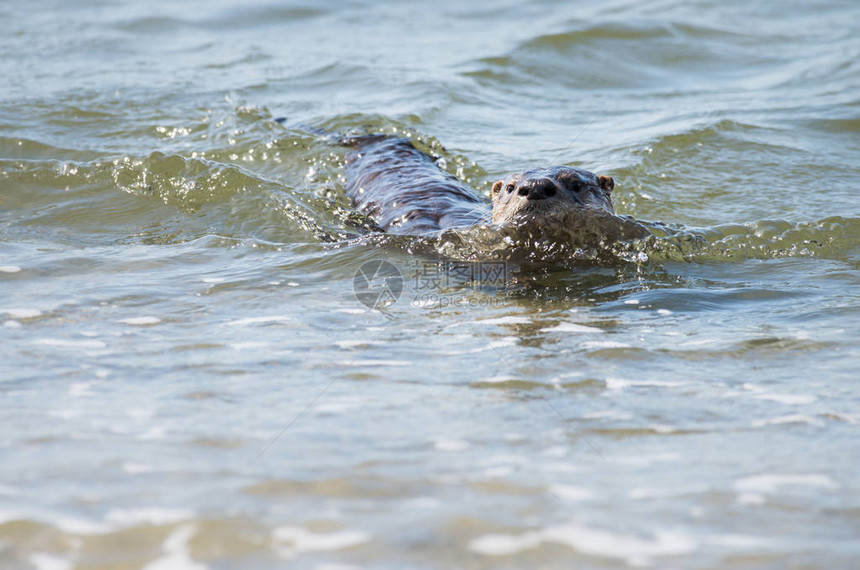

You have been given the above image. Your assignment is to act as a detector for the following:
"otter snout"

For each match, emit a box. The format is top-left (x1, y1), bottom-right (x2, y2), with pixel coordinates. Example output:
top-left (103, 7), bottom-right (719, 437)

top-left (517, 177), bottom-right (558, 200)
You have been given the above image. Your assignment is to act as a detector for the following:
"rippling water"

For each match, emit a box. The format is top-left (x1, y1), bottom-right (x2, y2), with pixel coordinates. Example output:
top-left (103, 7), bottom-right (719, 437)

top-left (2, 0), bottom-right (859, 568)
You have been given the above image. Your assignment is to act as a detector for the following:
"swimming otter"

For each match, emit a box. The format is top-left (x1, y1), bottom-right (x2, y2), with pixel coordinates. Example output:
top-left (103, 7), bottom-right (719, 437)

top-left (345, 136), bottom-right (619, 235)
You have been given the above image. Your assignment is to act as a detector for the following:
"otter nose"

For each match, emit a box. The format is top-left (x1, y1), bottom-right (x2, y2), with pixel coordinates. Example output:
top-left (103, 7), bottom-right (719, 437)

top-left (517, 178), bottom-right (557, 200)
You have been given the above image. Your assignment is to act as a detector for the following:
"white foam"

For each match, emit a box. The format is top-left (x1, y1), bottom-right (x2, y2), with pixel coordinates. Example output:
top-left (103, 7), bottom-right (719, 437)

top-left (656, 309), bottom-right (673, 316)
top-left (479, 316), bottom-right (531, 325)
top-left (202, 277), bottom-right (225, 283)
top-left (29, 553), bottom-right (72, 570)
top-left (4, 320), bottom-right (22, 328)
top-left (121, 462), bottom-right (154, 474)
top-left (69, 382), bottom-right (94, 397)
top-left (678, 338), bottom-right (722, 348)
top-left (0, 265), bottom-right (22, 273)
top-left (628, 483), bottom-right (703, 500)
top-left (706, 534), bottom-right (770, 549)
top-left (543, 322), bottom-right (604, 334)
top-left (582, 410), bottom-right (633, 420)
top-left (106, 507), bottom-right (194, 527)
top-left (605, 378), bottom-right (687, 390)
top-left (753, 393), bottom-right (817, 405)
top-left (487, 338), bottom-right (517, 348)
top-left (49, 514), bottom-right (112, 536)
top-left (647, 424), bottom-right (677, 434)
top-left (229, 341), bottom-right (269, 350)
top-left (469, 532), bottom-right (543, 556)
top-left (33, 338), bottom-right (106, 349)
top-left (543, 445), bottom-right (569, 458)
top-left (752, 414), bottom-right (823, 427)
top-left (0, 510), bottom-right (109, 535)
top-left (629, 487), bottom-right (671, 499)
top-left (544, 524), bottom-right (696, 565)
top-left (734, 473), bottom-right (837, 494)
top-left (455, 346), bottom-right (484, 354)
top-left (138, 426), bottom-right (168, 440)
top-left (342, 359), bottom-right (411, 367)
top-left (433, 438), bottom-right (470, 452)
top-left (550, 372), bottom-right (583, 385)
top-left (143, 524), bottom-right (207, 570)
top-left (736, 493), bottom-right (766, 506)
top-left (335, 308), bottom-right (367, 314)
top-left (470, 523), bottom-right (696, 564)
top-left (475, 375), bottom-right (520, 384)
top-left (334, 340), bottom-right (368, 349)
top-left (120, 316), bottom-right (161, 326)
top-left (272, 525), bottom-right (370, 555)
top-left (548, 484), bottom-right (593, 501)
top-left (623, 299), bottom-right (640, 305)
top-left (127, 408), bottom-right (155, 420)
top-left (2, 308), bottom-right (42, 318)
top-left (790, 329), bottom-right (811, 340)
top-left (580, 340), bottom-right (630, 349)
top-left (227, 315), bottom-right (292, 326)
top-left (457, 337), bottom-right (518, 354)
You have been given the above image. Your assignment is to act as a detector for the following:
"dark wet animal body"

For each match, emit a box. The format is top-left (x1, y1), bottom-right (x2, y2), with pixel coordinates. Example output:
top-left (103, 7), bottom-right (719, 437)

top-left (345, 136), bottom-right (619, 236)
top-left (345, 136), bottom-right (488, 233)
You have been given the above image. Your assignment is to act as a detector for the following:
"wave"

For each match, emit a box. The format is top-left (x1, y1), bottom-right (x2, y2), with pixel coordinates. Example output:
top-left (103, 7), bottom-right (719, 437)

top-left (3, 110), bottom-right (856, 266)
top-left (335, 214), bottom-right (860, 269)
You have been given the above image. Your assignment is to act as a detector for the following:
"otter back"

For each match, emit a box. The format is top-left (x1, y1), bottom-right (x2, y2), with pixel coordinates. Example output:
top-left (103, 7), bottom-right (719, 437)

top-left (345, 137), bottom-right (489, 234)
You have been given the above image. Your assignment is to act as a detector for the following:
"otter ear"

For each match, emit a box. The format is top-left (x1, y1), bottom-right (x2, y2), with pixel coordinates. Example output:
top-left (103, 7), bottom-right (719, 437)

top-left (491, 180), bottom-right (503, 197)
top-left (598, 175), bottom-right (614, 195)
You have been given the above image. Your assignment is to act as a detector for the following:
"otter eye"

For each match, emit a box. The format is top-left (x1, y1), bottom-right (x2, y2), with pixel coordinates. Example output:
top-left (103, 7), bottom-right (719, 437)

top-left (505, 184), bottom-right (515, 193)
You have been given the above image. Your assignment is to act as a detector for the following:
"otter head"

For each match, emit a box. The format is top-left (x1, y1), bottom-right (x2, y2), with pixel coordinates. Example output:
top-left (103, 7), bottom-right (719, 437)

top-left (491, 166), bottom-right (615, 224)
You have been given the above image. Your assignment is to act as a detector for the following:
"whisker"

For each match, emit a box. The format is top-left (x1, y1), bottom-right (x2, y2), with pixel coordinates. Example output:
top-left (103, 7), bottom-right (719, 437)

top-left (459, 203), bottom-right (493, 223)
top-left (543, 104), bottom-right (609, 169)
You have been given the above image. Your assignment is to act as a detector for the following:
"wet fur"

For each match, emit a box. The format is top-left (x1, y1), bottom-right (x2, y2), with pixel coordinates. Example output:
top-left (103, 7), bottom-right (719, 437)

top-left (345, 136), bottom-right (616, 235)
top-left (345, 137), bottom-right (488, 234)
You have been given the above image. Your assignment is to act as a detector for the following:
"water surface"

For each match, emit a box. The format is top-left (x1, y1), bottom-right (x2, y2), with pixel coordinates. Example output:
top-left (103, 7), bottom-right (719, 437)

top-left (1, 0), bottom-right (859, 568)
